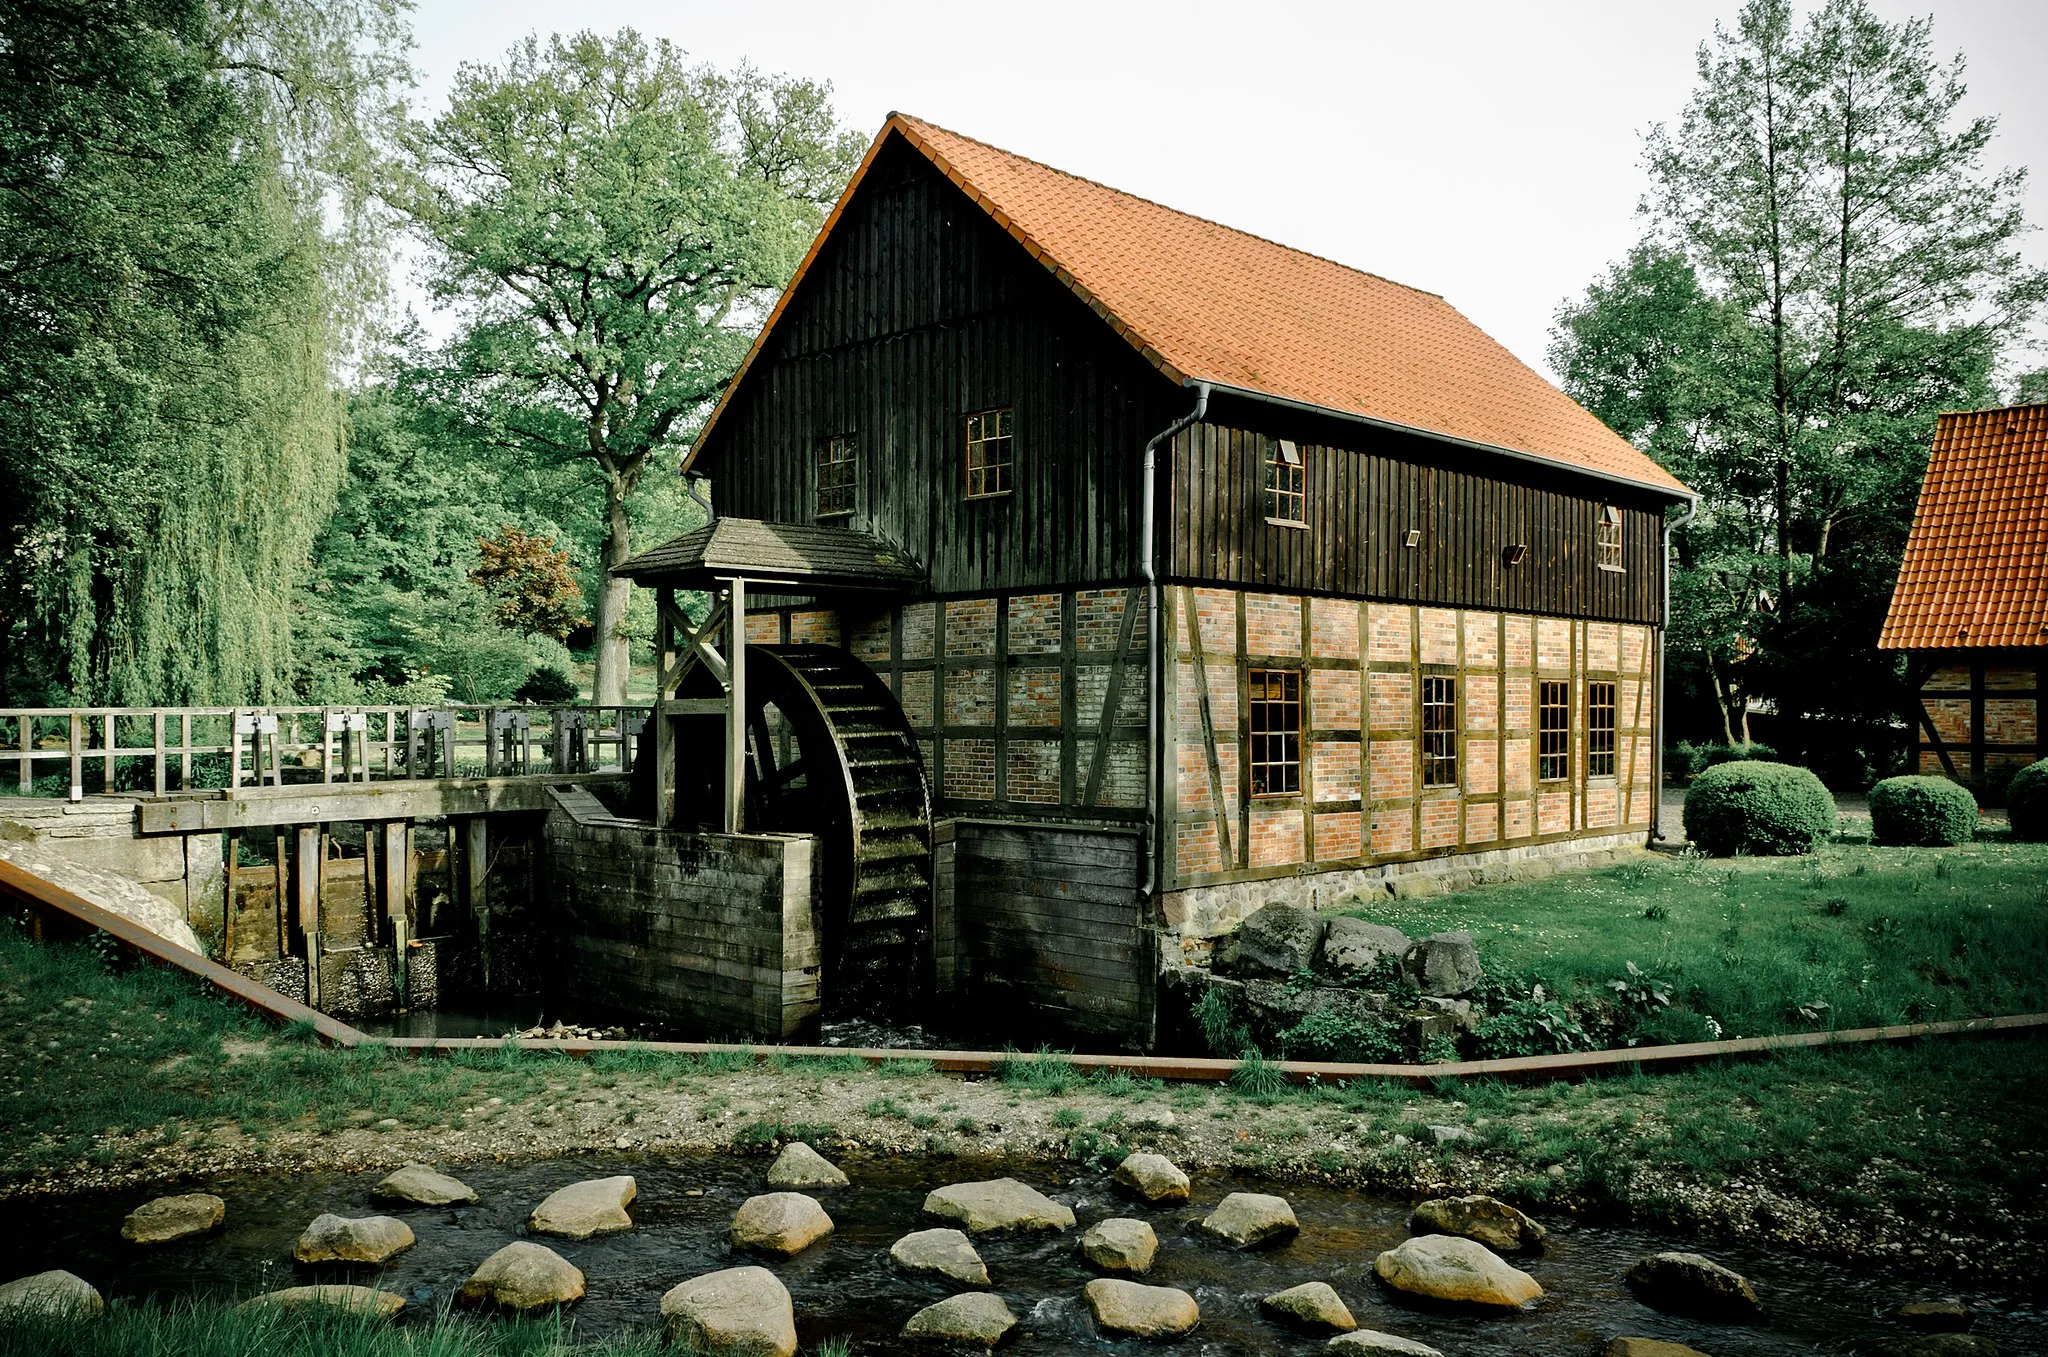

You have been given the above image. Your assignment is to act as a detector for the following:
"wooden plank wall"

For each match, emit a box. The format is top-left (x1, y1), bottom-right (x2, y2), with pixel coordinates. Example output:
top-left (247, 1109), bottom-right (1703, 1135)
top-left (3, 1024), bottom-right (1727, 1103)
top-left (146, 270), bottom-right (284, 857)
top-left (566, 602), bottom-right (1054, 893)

top-left (949, 821), bottom-right (1151, 1046)
top-left (1164, 587), bottom-right (1657, 892)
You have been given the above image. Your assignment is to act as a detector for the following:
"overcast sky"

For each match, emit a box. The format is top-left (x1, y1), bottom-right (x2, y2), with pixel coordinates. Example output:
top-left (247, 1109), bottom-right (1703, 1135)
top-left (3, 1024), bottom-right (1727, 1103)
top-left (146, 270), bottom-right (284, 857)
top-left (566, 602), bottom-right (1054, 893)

top-left (402, 0), bottom-right (2048, 384)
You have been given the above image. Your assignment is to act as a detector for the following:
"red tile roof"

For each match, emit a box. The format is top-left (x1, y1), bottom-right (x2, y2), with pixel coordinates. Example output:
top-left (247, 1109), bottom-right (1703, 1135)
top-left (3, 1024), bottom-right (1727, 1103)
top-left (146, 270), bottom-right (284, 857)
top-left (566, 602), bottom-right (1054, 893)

top-left (1879, 403), bottom-right (2048, 651)
top-left (691, 114), bottom-right (1692, 497)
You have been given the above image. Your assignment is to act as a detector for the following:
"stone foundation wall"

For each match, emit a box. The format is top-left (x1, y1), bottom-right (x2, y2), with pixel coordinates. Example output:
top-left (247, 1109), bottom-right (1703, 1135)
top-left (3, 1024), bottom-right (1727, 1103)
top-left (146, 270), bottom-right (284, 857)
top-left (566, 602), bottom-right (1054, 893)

top-left (543, 800), bottom-right (820, 1040)
top-left (0, 797), bottom-right (221, 927)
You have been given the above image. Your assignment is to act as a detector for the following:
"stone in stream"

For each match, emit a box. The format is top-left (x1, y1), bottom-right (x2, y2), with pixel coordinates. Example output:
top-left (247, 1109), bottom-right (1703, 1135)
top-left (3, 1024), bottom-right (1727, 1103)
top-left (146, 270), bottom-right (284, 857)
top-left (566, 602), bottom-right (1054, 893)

top-left (1896, 1301), bottom-right (1974, 1333)
top-left (1408, 1194), bottom-right (1548, 1252)
top-left (1082, 1278), bottom-right (1200, 1339)
top-left (121, 1192), bottom-right (225, 1244)
top-left (292, 1213), bottom-right (415, 1264)
top-left (1080, 1218), bottom-right (1158, 1274)
top-left (1624, 1251), bottom-right (1759, 1319)
top-left (1373, 1235), bottom-right (1542, 1309)
top-left (459, 1241), bottom-right (584, 1310)
top-left (923, 1178), bottom-right (1075, 1234)
top-left (1317, 917), bottom-right (1412, 980)
top-left (1260, 1281), bottom-right (1355, 1332)
top-left (901, 1291), bottom-right (1018, 1348)
top-left (730, 1192), bottom-right (833, 1257)
top-left (764, 1141), bottom-right (847, 1188)
top-left (528, 1175), bottom-right (635, 1239)
top-left (241, 1285), bottom-right (406, 1319)
top-left (1199, 1191), bottom-right (1299, 1248)
top-left (1605, 1340), bottom-right (1714, 1357)
top-left (1326, 1331), bottom-right (1446, 1356)
top-left (890, 1228), bottom-right (990, 1286)
top-left (1399, 931), bottom-right (1484, 997)
top-left (0, 1270), bottom-right (103, 1319)
top-left (1112, 1152), bottom-right (1190, 1203)
top-left (372, 1163), bottom-right (477, 1206)
top-left (661, 1266), bottom-right (797, 1357)
top-left (1872, 1339), bottom-right (2001, 1357)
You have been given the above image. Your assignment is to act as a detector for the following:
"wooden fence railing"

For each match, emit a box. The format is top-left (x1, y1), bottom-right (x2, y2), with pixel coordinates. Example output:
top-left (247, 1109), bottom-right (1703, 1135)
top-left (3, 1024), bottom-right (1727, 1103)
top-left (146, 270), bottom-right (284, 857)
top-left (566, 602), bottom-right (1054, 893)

top-left (0, 704), bottom-right (652, 801)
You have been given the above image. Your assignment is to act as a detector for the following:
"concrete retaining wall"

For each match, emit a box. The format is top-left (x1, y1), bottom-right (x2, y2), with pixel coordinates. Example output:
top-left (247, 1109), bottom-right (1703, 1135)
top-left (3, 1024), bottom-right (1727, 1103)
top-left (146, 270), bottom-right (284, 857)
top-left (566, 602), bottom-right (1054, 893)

top-left (544, 803), bottom-right (820, 1040)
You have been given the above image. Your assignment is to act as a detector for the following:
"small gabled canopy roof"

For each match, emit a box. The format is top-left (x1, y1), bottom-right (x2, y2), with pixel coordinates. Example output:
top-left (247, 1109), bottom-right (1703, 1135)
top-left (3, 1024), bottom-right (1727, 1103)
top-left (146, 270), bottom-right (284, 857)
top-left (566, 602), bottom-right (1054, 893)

top-left (614, 518), bottom-right (924, 593)
top-left (1880, 402), bottom-right (2048, 651)
top-left (690, 112), bottom-right (1692, 501)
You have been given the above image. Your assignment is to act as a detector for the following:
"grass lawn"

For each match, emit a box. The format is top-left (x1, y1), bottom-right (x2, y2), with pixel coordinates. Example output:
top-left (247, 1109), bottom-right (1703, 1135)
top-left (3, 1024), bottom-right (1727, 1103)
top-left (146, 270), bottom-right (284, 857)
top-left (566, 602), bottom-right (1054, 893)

top-left (1341, 830), bottom-right (2048, 1044)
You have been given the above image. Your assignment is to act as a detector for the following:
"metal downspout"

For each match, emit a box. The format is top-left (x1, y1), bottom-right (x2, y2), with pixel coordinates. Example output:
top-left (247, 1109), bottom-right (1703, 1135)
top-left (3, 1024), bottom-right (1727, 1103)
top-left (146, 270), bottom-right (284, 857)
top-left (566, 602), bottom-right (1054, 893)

top-left (1656, 497), bottom-right (1699, 843)
top-left (1142, 380), bottom-right (1211, 908)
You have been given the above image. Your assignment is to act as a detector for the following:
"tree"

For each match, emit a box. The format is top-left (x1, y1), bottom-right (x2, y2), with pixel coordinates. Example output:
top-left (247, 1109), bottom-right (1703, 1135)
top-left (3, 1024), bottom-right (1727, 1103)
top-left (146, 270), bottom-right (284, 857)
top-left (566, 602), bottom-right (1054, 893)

top-left (1554, 0), bottom-right (2043, 774)
top-left (399, 29), bottom-right (862, 704)
top-left (471, 526), bottom-right (589, 640)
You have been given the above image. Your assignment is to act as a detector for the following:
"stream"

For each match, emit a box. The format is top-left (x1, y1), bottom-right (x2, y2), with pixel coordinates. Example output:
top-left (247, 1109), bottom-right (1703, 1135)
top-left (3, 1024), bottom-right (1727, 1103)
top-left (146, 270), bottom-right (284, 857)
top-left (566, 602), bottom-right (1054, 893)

top-left (0, 1152), bottom-right (2037, 1353)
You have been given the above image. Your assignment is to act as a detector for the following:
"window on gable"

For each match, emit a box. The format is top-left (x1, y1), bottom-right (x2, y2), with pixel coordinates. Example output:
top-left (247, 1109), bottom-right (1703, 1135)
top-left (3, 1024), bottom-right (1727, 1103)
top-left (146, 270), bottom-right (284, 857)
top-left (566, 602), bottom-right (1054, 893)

top-left (1539, 680), bottom-right (1571, 782)
top-left (816, 434), bottom-right (856, 520)
top-left (1248, 668), bottom-right (1301, 796)
top-left (1422, 674), bottom-right (1459, 787)
top-left (1588, 681), bottom-right (1617, 778)
top-left (1596, 505), bottom-right (1624, 571)
top-left (965, 407), bottom-right (1013, 498)
top-left (1264, 438), bottom-right (1306, 526)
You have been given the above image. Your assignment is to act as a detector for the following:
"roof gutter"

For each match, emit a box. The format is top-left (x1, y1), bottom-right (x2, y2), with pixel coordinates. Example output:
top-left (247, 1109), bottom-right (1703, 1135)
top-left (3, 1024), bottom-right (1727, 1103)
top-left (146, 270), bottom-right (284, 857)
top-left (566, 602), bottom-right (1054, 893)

top-left (1141, 379), bottom-right (1211, 921)
top-left (1192, 378), bottom-right (1695, 503)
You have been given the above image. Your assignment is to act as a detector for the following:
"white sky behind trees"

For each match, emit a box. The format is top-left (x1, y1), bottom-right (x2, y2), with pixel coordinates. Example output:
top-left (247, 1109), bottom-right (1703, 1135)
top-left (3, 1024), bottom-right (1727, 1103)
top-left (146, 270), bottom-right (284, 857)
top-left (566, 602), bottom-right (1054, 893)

top-left (401, 0), bottom-right (2048, 385)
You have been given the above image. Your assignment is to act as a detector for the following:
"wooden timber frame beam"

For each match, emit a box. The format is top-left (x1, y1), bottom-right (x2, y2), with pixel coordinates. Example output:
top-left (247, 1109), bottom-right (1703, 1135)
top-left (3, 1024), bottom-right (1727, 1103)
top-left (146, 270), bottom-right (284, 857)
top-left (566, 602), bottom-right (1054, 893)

top-left (9, 854), bottom-right (2046, 1084)
top-left (653, 577), bottom-right (748, 832)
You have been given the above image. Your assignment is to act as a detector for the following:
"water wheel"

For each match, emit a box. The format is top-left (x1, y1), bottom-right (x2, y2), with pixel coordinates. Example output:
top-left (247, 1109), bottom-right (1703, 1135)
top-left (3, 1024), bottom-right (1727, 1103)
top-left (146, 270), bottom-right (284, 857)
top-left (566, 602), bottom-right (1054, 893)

top-left (654, 644), bottom-right (933, 1020)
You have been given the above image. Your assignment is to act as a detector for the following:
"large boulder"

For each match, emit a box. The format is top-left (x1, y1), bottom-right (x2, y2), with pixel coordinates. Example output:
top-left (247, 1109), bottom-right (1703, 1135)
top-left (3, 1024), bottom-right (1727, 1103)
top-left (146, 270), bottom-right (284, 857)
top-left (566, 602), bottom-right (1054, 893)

top-left (1408, 1195), bottom-right (1546, 1253)
top-left (901, 1292), bottom-right (1017, 1348)
top-left (1606, 1341), bottom-right (1713, 1357)
top-left (1624, 1252), bottom-right (1759, 1319)
top-left (1260, 1281), bottom-right (1354, 1331)
top-left (1872, 1339), bottom-right (2000, 1357)
top-left (1081, 1218), bottom-right (1157, 1274)
top-left (1399, 931), bottom-right (1483, 997)
top-left (1318, 918), bottom-right (1411, 980)
top-left (459, 1241), bottom-right (585, 1310)
top-left (529, 1175), bottom-right (636, 1239)
top-left (924, 1178), bottom-right (1074, 1234)
top-left (730, 1192), bottom-right (833, 1257)
top-left (372, 1163), bottom-right (477, 1206)
top-left (1327, 1332), bottom-right (1445, 1356)
top-left (765, 1142), bottom-right (847, 1189)
top-left (1200, 1192), bottom-right (1298, 1248)
top-left (890, 1228), bottom-right (989, 1286)
top-left (1373, 1235), bottom-right (1542, 1309)
top-left (1113, 1152), bottom-right (1190, 1203)
top-left (121, 1192), bottom-right (225, 1244)
top-left (292, 1213), bottom-right (415, 1264)
top-left (660, 1266), bottom-right (796, 1357)
top-left (0, 1270), bottom-right (103, 1319)
top-left (1229, 903), bottom-right (1328, 977)
top-left (242, 1285), bottom-right (405, 1319)
top-left (1083, 1279), bottom-right (1200, 1339)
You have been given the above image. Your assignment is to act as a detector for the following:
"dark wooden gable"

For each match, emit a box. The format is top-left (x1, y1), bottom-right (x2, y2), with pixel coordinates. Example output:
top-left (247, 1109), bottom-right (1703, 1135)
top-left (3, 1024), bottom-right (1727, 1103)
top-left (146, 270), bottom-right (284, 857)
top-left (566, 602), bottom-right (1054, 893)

top-left (694, 133), bottom-right (1184, 596)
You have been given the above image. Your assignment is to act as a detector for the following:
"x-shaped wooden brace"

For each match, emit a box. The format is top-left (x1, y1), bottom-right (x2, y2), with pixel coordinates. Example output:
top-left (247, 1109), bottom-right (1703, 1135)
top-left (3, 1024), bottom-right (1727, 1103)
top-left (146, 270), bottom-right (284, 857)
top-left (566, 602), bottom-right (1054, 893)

top-left (659, 593), bottom-right (732, 696)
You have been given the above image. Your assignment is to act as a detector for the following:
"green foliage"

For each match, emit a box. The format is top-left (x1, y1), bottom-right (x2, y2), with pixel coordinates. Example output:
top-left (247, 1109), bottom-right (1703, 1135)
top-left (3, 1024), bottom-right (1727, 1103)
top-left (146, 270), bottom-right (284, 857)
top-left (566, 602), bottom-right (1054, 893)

top-left (1276, 1007), bottom-right (1402, 1063)
top-left (1608, 960), bottom-right (1674, 1015)
top-left (514, 665), bottom-right (580, 704)
top-left (995, 1045), bottom-right (1078, 1095)
top-left (1473, 999), bottom-right (1593, 1059)
top-left (1869, 775), bottom-right (1978, 847)
top-left (1665, 740), bottom-right (1779, 781)
top-left (1552, 0), bottom-right (2043, 764)
top-left (1228, 1049), bottom-right (1287, 1100)
top-left (399, 29), bottom-right (861, 702)
top-left (2007, 760), bottom-right (2048, 842)
top-left (1683, 760), bottom-right (1836, 856)
top-left (1191, 984), bottom-right (1254, 1058)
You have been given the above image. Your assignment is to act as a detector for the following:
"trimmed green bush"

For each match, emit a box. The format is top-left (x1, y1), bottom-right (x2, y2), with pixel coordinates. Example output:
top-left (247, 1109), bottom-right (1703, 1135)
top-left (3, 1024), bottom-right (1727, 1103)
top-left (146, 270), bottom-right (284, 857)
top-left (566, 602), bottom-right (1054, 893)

top-left (1868, 775), bottom-right (1977, 847)
top-left (1682, 759), bottom-right (1835, 856)
top-left (514, 663), bottom-right (579, 703)
top-left (2010, 759), bottom-right (2048, 842)
top-left (1666, 740), bottom-right (1779, 781)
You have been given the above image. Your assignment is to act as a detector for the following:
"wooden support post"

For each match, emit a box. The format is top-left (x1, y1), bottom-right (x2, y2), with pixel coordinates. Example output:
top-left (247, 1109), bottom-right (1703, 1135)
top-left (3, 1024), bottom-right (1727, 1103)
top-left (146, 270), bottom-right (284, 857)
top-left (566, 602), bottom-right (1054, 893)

top-left (294, 825), bottom-right (322, 1008)
top-left (463, 816), bottom-right (489, 988)
top-left (152, 711), bottom-right (166, 796)
top-left (725, 577), bottom-right (747, 834)
top-left (222, 829), bottom-right (239, 964)
top-left (271, 828), bottom-right (289, 957)
top-left (68, 711), bottom-right (83, 802)
top-left (655, 587), bottom-right (678, 828)
top-left (381, 820), bottom-right (410, 1011)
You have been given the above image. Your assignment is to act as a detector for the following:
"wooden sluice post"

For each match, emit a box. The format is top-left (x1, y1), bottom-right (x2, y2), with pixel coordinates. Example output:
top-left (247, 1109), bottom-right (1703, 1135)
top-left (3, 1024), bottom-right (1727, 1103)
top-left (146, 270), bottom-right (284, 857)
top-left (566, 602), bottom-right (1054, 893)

top-left (293, 825), bottom-right (322, 1008)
